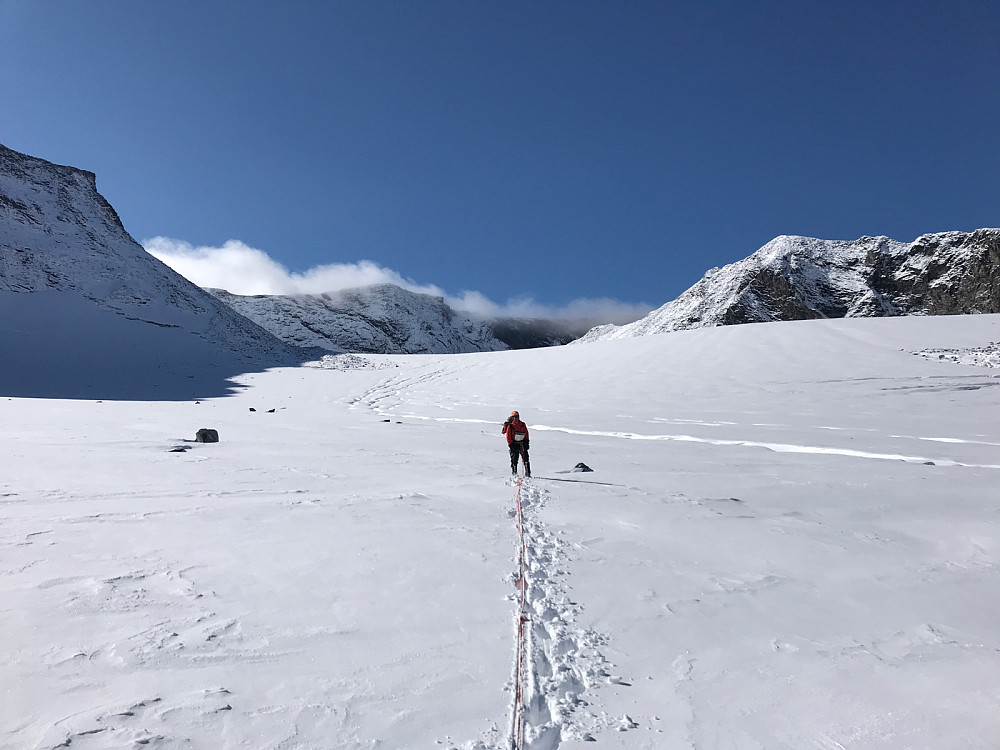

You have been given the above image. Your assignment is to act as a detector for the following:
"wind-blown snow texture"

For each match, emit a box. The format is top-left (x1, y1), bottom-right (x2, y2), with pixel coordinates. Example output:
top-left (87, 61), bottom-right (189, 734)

top-left (209, 284), bottom-right (508, 354)
top-left (0, 144), bottom-right (310, 398)
top-left (5, 313), bottom-right (1000, 749)
top-left (580, 230), bottom-right (1000, 342)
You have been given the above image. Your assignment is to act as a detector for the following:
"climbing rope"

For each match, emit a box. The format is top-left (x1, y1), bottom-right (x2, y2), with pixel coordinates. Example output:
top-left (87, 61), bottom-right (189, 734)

top-left (510, 473), bottom-right (528, 750)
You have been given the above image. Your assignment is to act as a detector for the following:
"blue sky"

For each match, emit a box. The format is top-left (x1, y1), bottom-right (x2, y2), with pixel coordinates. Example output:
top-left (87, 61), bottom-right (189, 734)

top-left (2, 1), bottom-right (998, 319)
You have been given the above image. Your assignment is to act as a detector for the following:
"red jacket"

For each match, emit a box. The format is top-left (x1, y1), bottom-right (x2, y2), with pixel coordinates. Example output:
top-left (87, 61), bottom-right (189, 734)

top-left (502, 419), bottom-right (529, 446)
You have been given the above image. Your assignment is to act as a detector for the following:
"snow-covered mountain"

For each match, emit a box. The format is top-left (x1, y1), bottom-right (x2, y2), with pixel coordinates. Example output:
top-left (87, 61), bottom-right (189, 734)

top-left (579, 229), bottom-right (1000, 342)
top-left (0, 144), bottom-right (310, 398)
top-left (209, 285), bottom-right (610, 351)
top-left (209, 284), bottom-right (508, 354)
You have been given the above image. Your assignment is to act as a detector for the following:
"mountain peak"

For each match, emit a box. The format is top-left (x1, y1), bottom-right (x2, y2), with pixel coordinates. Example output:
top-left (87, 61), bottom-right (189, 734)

top-left (0, 144), bottom-right (306, 398)
top-left (578, 229), bottom-right (1000, 343)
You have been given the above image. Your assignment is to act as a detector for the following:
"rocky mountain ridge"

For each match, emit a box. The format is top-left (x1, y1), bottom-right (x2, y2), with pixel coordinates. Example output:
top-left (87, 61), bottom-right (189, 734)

top-left (5, 142), bottom-right (999, 376)
top-left (208, 285), bottom-right (608, 352)
top-left (209, 284), bottom-right (508, 355)
top-left (579, 229), bottom-right (1000, 342)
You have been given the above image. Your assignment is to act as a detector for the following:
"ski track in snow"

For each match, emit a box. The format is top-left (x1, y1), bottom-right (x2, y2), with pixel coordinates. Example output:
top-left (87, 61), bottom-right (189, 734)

top-left (363, 402), bottom-right (1000, 471)
top-left (526, 425), bottom-right (1000, 469)
top-left (346, 359), bottom-right (1000, 470)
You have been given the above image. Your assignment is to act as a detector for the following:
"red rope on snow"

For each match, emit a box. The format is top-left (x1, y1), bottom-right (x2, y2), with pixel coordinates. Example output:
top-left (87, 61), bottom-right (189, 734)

top-left (510, 473), bottom-right (529, 750)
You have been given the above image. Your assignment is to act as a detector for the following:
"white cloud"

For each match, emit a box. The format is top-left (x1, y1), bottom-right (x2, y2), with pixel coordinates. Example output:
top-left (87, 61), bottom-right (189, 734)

top-left (144, 237), bottom-right (443, 297)
top-left (144, 237), bottom-right (652, 324)
top-left (447, 290), bottom-right (652, 324)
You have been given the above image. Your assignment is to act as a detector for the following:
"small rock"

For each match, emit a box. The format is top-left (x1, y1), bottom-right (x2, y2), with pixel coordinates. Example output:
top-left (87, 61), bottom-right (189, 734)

top-left (196, 428), bottom-right (219, 443)
top-left (617, 714), bottom-right (639, 730)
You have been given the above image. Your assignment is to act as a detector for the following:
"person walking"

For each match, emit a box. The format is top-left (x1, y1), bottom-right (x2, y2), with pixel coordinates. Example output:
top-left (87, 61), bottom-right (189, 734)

top-left (502, 410), bottom-right (531, 477)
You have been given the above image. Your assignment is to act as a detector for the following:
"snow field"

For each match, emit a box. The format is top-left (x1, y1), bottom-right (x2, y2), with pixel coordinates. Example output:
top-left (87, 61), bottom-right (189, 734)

top-left (3, 371), bottom-right (514, 748)
top-left (4, 313), bottom-right (1000, 748)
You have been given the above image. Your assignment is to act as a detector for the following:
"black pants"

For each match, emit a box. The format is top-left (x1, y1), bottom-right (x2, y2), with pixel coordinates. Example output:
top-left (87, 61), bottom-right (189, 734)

top-left (509, 443), bottom-right (530, 475)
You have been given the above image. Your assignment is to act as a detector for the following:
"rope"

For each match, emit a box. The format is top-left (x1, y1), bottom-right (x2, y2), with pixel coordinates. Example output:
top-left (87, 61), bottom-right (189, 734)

top-left (510, 472), bottom-right (528, 750)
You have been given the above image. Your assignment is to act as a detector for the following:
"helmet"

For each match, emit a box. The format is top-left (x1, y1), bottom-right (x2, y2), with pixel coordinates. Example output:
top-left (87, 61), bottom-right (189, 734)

top-left (511, 410), bottom-right (519, 417)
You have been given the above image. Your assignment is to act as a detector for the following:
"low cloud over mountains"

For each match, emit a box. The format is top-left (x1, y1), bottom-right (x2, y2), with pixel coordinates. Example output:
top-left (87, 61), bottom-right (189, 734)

top-left (144, 236), bottom-right (652, 325)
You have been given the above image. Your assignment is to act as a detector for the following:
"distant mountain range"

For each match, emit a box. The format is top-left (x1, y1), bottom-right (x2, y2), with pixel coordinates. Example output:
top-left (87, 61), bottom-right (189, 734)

top-left (0, 144), bottom-right (594, 365)
top-left (3, 142), bottom-right (999, 385)
top-left (579, 230), bottom-right (1000, 343)
top-left (209, 284), bottom-right (508, 354)
top-left (208, 285), bottom-right (603, 353)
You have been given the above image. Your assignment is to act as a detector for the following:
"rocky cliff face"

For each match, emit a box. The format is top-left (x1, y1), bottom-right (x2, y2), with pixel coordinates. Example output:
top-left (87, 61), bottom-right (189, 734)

top-left (579, 230), bottom-right (1000, 343)
top-left (209, 284), bottom-right (508, 354)
top-left (0, 143), bottom-right (301, 365)
top-left (487, 317), bottom-right (598, 349)
top-left (887, 230), bottom-right (1000, 315)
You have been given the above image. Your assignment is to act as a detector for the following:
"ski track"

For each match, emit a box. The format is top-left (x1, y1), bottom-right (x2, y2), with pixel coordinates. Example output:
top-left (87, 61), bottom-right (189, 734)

top-left (525, 426), bottom-right (1000, 469)
top-left (348, 363), bottom-right (999, 469)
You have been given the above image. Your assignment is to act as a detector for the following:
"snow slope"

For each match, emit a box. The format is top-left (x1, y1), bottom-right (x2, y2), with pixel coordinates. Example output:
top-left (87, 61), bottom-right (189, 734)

top-left (5, 313), bottom-right (1000, 749)
top-left (0, 144), bottom-right (306, 399)
top-left (209, 284), bottom-right (507, 354)
top-left (580, 229), bottom-right (1000, 342)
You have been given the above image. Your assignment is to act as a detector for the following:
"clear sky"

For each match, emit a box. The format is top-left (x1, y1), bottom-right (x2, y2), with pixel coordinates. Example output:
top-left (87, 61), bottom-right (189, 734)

top-left (2, 1), bottom-right (998, 319)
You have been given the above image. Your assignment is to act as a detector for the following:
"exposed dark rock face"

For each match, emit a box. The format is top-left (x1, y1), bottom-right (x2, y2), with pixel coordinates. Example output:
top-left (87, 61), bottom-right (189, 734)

top-left (488, 317), bottom-right (599, 349)
top-left (579, 230), bottom-right (1000, 343)
top-left (884, 229), bottom-right (1000, 315)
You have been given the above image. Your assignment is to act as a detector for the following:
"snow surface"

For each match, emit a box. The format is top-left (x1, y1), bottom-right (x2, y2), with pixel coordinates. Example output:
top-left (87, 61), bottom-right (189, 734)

top-left (5, 313), bottom-right (1000, 749)
top-left (915, 342), bottom-right (1000, 369)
